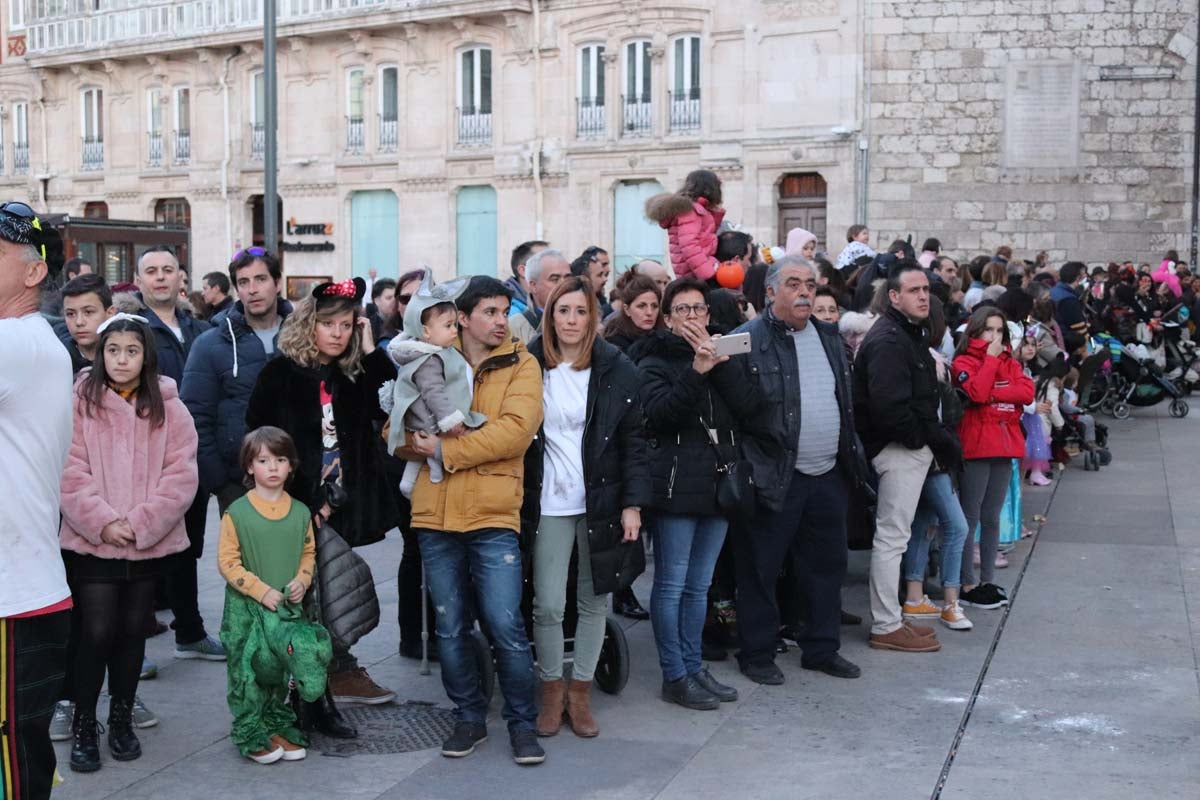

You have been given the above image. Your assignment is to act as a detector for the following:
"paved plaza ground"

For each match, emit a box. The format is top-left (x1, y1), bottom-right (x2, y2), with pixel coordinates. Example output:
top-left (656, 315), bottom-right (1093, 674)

top-left (52, 403), bottom-right (1200, 799)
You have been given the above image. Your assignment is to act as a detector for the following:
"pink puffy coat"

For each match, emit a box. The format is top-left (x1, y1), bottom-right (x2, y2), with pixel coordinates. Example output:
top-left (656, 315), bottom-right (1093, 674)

top-left (645, 192), bottom-right (726, 281)
top-left (60, 376), bottom-right (199, 560)
top-left (1152, 259), bottom-right (1182, 299)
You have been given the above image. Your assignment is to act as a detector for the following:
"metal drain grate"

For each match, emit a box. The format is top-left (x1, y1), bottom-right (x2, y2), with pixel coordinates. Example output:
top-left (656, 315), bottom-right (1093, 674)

top-left (310, 702), bottom-right (458, 756)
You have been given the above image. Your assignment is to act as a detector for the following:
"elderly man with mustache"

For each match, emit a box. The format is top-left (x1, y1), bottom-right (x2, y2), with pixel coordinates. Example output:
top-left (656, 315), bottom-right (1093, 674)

top-left (731, 256), bottom-right (871, 686)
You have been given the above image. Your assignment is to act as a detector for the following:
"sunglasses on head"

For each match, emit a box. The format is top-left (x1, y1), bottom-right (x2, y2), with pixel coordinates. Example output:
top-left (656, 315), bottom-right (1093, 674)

top-left (397, 293), bottom-right (412, 304)
top-left (233, 246), bottom-right (268, 260)
top-left (0, 200), bottom-right (46, 260)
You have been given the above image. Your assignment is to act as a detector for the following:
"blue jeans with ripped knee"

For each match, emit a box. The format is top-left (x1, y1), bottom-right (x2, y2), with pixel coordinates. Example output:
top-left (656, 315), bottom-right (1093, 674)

top-left (417, 527), bottom-right (537, 733)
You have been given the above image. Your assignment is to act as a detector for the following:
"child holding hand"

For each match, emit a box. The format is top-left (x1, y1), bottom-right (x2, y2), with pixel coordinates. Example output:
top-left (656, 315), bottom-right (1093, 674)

top-left (219, 426), bottom-right (330, 765)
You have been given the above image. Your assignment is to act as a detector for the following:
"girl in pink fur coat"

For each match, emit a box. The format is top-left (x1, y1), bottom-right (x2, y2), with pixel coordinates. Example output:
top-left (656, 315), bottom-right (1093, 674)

top-left (59, 314), bottom-right (198, 772)
top-left (645, 169), bottom-right (726, 282)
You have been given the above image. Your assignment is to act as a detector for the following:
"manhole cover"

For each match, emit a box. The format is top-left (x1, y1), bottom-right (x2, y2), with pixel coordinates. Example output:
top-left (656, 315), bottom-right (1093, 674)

top-left (310, 702), bottom-right (457, 756)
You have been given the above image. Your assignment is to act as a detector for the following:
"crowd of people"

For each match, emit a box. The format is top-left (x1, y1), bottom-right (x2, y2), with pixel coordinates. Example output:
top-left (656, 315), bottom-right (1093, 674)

top-left (2, 175), bottom-right (1192, 795)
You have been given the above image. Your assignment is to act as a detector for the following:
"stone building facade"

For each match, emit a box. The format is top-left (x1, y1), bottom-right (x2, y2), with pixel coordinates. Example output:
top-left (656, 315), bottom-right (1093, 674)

top-left (0, 1), bottom-right (1193, 287)
top-left (866, 0), bottom-right (1198, 266)
top-left (0, 0), bottom-right (867, 288)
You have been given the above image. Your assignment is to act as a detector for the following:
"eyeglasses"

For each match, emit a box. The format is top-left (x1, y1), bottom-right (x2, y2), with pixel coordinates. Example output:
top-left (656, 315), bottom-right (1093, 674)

top-left (397, 293), bottom-right (412, 304)
top-left (233, 246), bottom-right (268, 260)
top-left (670, 303), bottom-right (709, 317)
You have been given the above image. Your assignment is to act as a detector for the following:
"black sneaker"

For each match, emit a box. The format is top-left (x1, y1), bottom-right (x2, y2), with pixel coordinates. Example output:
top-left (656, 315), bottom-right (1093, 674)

top-left (692, 668), bottom-right (738, 702)
top-left (739, 659), bottom-right (785, 686)
top-left (440, 721), bottom-right (487, 758)
top-left (509, 729), bottom-right (546, 765)
top-left (961, 584), bottom-right (1009, 610)
top-left (662, 675), bottom-right (720, 710)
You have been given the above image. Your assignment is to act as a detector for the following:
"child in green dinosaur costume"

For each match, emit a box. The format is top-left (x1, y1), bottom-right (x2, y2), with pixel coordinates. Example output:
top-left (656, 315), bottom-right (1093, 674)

top-left (218, 426), bottom-right (331, 764)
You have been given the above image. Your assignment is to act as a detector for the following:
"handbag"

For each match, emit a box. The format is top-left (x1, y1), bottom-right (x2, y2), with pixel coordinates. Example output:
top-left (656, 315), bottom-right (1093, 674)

top-left (307, 521), bottom-right (381, 650)
top-left (698, 415), bottom-right (756, 520)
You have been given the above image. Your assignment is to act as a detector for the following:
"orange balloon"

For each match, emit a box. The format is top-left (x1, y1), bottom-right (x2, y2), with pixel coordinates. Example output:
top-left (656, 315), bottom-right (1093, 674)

top-left (715, 260), bottom-right (744, 289)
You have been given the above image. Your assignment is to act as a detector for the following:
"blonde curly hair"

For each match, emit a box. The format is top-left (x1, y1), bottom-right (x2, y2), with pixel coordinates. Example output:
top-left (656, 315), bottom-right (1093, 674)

top-left (277, 296), bottom-right (365, 379)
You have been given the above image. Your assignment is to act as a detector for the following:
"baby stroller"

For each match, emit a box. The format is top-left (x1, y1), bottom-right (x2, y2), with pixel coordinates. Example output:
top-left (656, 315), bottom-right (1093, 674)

top-left (1105, 342), bottom-right (1190, 420)
top-left (1158, 303), bottom-right (1198, 392)
top-left (1052, 414), bottom-right (1111, 471)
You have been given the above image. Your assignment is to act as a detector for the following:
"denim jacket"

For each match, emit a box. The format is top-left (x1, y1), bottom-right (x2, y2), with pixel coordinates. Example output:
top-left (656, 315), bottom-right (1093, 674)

top-left (734, 307), bottom-right (869, 512)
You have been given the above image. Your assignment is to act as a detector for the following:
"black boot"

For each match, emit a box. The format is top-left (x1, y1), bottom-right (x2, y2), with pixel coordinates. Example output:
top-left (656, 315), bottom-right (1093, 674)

top-left (613, 587), bottom-right (650, 621)
top-left (69, 709), bottom-right (102, 773)
top-left (298, 686), bottom-right (355, 743)
top-left (106, 698), bottom-right (142, 761)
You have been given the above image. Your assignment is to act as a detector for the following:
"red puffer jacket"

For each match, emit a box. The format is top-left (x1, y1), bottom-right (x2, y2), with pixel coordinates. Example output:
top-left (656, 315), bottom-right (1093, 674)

top-left (952, 339), bottom-right (1035, 460)
top-left (644, 193), bottom-right (726, 281)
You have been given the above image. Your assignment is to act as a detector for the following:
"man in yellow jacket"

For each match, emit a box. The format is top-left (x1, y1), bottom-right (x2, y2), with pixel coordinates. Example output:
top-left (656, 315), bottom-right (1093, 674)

top-left (404, 276), bottom-right (546, 766)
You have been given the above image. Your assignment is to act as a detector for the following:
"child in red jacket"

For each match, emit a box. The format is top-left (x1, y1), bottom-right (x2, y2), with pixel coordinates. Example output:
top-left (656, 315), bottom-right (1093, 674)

top-left (644, 169), bottom-right (726, 282)
top-left (952, 307), bottom-right (1034, 611)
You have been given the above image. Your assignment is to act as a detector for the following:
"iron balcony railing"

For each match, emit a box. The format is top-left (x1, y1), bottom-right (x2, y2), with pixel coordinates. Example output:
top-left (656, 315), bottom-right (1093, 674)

top-left (13, 144), bottom-right (29, 175)
top-left (621, 94), bottom-right (652, 137)
top-left (379, 115), bottom-right (398, 153)
top-left (346, 116), bottom-right (364, 154)
top-left (82, 137), bottom-right (104, 170)
top-left (576, 97), bottom-right (605, 139)
top-left (250, 122), bottom-right (264, 159)
top-left (456, 107), bottom-right (492, 147)
top-left (174, 130), bottom-right (190, 164)
top-left (147, 131), bottom-right (164, 166)
top-left (668, 90), bottom-right (701, 133)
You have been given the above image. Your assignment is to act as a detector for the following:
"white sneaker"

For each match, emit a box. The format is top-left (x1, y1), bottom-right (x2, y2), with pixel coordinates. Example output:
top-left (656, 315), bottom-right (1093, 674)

top-left (49, 700), bottom-right (73, 742)
top-left (248, 745), bottom-right (285, 765)
top-left (941, 602), bottom-right (974, 631)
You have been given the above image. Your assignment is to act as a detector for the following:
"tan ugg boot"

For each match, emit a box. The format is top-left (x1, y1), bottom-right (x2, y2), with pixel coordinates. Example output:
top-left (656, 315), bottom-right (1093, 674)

top-left (565, 679), bottom-right (599, 738)
top-left (535, 679), bottom-right (566, 737)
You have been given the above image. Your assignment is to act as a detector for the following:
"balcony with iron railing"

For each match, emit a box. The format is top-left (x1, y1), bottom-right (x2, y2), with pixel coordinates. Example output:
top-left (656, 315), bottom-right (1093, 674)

top-left (26, 0), bottom-right (532, 60)
top-left (82, 137), bottom-right (104, 170)
top-left (148, 131), bottom-right (164, 167)
top-left (379, 115), bottom-right (398, 153)
top-left (576, 98), bottom-right (605, 140)
top-left (621, 94), bottom-right (652, 137)
top-left (456, 107), bottom-right (492, 147)
top-left (668, 89), bottom-right (701, 133)
top-left (174, 130), bottom-right (190, 164)
top-left (13, 144), bottom-right (29, 175)
top-left (250, 123), bottom-right (264, 160)
top-left (346, 116), bottom-right (364, 155)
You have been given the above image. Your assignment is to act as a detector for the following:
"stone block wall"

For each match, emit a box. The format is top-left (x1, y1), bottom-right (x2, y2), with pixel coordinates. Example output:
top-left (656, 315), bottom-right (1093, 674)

top-left (867, 0), bottom-right (1197, 266)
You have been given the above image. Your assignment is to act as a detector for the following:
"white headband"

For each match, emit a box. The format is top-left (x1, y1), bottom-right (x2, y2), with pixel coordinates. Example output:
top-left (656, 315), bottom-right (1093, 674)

top-left (96, 312), bottom-right (149, 336)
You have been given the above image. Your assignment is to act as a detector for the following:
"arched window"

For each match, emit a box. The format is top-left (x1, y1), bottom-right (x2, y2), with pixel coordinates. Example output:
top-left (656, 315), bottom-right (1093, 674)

top-left (346, 68), bottom-right (365, 154)
top-left (378, 64), bottom-right (399, 153)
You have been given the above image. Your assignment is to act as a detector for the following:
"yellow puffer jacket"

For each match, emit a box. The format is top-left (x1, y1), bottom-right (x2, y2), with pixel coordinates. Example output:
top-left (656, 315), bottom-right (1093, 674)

top-left (408, 336), bottom-right (543, 534)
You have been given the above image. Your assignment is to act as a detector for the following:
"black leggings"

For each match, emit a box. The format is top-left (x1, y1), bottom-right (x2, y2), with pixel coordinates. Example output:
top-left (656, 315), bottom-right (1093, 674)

top-left (72, 578), bottom-right (157, 715)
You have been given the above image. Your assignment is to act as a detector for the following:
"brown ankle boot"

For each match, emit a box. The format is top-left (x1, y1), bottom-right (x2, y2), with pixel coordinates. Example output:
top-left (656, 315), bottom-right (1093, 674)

top-left (565, 679), bottom-right (599, 738)
top-left (535, 679), bottom-right (566, 737)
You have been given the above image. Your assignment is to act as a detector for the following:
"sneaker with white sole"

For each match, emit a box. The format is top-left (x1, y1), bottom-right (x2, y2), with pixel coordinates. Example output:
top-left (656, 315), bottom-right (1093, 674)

top-left (902, 596), bottom-right (941, 619)
top-left (50, 701), bottom-right (74, 742)
top-left (132, 695), bottom-right (158, 729)
top-left (960, 583), bottom-right (1009, 609)
top-left (140, 657), bottom-right (157, 680)
top-left (248, 745), bottom-right (284, 765)
top-left (941, 602), bottom-right (974, 631)
top-left (175, 635), bottom-right (226, 661)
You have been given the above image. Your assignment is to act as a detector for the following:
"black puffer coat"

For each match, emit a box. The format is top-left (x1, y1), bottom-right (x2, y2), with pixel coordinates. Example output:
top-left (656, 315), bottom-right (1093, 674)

top-left (628, 328), bottom-right (759, 517)
top-left (522, 336), bottom-right (651, 594)
top-left (246, 348), bottom-right (401, 548)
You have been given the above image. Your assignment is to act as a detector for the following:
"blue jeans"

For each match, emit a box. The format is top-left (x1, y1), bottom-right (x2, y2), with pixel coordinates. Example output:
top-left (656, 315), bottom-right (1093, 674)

top-left (649, 512), bottom-right (728, 682)
top-left (902, 472), bottom-right (968, 589)
top-left (416, 528), bottom-right (537, 733)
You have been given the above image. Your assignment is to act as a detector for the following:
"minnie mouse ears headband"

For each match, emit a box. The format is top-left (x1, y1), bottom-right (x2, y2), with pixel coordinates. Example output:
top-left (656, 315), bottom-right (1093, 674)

top-left (311, 277), bottom-right (365, 304)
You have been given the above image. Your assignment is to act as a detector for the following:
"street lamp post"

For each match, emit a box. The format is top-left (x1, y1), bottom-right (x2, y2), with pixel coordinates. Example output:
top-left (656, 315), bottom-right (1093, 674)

top-left (264, 0), bottom-right (279, 255)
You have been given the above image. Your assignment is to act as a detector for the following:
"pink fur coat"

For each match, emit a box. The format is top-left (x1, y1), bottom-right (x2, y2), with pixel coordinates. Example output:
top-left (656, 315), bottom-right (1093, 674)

top-left (59, 376), bottom-right (198, 560)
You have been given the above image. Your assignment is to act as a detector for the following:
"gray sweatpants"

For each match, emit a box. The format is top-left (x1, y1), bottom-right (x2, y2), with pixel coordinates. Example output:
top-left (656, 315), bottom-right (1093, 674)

top-left (958, 457), bottom-right (1011, 587)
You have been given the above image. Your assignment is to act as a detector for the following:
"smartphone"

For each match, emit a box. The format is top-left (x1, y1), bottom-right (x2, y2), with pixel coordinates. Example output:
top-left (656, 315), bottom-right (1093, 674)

top-left (712, 332), bottom-right (752, 357)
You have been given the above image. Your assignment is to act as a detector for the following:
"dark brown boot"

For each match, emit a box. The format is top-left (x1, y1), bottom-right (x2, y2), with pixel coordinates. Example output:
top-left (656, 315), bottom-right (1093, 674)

top-left (535, 679), bottom-right (566, 737)
top-left (565, 679), bottom-right (599, 738)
